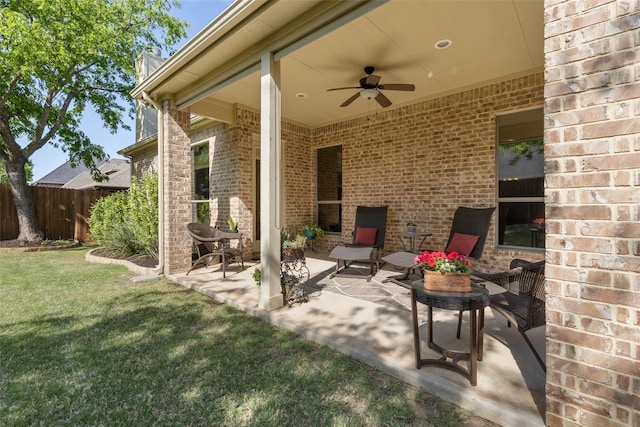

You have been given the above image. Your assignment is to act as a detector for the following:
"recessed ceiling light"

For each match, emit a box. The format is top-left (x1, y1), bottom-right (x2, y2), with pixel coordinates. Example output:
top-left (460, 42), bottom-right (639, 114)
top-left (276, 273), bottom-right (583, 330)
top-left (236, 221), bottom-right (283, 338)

top-left (296, 93), bottom-right (307, 99)
top-left (434, 39), bottom-right (452, 49)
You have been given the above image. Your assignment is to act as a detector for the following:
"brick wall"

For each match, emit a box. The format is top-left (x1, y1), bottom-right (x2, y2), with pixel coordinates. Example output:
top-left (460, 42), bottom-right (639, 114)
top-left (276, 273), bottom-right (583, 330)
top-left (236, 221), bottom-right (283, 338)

top-left (282, 121), bottom-right (314, 232)
top-left (191, 121), bottom-right (236, 229)
top-left (313, 74), bottom-right (546, 270)
top-left (142, 73), bottom-right (547, 273)
top-left (161, 99), bottom-right (192, 275)
top-left (150, 74), bottom-right (547, 271)
top-left (189, 109), bottom-right (314, 256)
top-left (544, 1), bottom-right (640, 425)
top-left (130, 144), bottom-right (158, 180)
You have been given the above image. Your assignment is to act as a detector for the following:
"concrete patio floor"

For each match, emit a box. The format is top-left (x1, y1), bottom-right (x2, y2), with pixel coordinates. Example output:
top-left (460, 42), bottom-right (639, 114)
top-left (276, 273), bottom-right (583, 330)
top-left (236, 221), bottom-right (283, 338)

top-left (169, 251), bottom-right (547, 427)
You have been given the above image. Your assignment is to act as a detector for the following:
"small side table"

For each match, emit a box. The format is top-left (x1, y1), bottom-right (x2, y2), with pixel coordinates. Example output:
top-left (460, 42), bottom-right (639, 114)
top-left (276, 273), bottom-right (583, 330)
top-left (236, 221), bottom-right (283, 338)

top-left (396, 231), bottom-right (431, 253)
top-left (390, 278), bottom-right (489, 386)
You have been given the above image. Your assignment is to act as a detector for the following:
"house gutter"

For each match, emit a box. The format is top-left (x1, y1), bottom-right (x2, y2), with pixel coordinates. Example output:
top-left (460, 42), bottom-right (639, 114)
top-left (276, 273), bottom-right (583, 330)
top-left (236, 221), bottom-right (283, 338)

top-left (141, 91), bottom-right (165, 276)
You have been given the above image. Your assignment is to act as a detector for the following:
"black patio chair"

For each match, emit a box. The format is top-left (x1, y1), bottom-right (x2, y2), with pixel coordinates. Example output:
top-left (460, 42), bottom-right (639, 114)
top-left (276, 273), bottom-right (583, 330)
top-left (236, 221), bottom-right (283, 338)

top-left (382, 206), bottom-right (495, 280)
top-left (444, 206), bottom-right (496, 260)
top-left (185, 222), bottom-right (244, 277)
top-left (348, 205), bottom-right (389, 271)
top-left (329, 205), bottom-right (389, 280)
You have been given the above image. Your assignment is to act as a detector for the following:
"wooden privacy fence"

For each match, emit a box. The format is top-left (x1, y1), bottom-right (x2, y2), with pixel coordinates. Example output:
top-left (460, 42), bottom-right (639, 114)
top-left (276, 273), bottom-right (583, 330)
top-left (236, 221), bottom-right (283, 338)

top-left (0, 184), bottom-right (115, 242)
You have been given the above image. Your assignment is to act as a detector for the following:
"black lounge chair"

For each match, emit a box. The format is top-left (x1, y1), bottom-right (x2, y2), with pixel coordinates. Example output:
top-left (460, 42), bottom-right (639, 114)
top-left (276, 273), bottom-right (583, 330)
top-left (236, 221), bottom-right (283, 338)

top-left (329, 205), bottom-right (388, 280)
top-left (383, 206), bottom-right (495, 280)
top-left (444, 206), bottom-right (496, 260)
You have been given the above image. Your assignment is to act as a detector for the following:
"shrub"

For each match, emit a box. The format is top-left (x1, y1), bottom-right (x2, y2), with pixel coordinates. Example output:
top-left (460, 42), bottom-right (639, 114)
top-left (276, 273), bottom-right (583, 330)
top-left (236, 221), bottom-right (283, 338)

top-left (89, 174), bottom-right (158, 258)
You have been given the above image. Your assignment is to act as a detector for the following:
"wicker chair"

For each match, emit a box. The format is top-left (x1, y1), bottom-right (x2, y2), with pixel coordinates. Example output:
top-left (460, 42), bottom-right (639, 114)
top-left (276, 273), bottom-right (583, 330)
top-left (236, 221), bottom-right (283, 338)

top-left (185, 223), bottom-right (244, 277)
top-left (463, 259), bottom-right (546, 371)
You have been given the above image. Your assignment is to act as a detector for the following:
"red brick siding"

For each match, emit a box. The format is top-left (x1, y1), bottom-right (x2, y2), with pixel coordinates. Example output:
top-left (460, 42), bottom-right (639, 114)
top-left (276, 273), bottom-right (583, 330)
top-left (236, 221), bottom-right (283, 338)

top-left (544, 0), bottom-right (640, 425)
top-left (188, 110), bottom-right (314, 254)
top-left (130, 145), bottom-right (158, 180)
top-left (162, 100), bottom-right (191, 274)
top-left (312, 74), bottom-right (545, 270)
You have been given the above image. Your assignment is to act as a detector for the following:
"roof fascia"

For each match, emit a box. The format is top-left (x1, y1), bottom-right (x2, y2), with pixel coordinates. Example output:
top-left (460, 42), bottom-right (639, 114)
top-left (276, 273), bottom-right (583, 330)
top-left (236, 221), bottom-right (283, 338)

top-left (131, 0), bottom-right (269, 99)
top-left (176, 0), bottom-right (388, 111)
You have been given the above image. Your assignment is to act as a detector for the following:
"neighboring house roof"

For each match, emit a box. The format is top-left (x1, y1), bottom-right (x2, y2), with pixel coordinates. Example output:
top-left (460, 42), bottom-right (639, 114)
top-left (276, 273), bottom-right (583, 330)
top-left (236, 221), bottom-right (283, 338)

top-left (33, 160), bottom-right (96, 188)
top-left (62, 158), bottom-right (130, 191)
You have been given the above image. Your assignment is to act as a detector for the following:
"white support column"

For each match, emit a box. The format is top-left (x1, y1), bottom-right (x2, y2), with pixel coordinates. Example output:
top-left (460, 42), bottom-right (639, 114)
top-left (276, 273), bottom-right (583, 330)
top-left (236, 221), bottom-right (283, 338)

top-left (258, 51), bottom-right (284, 311)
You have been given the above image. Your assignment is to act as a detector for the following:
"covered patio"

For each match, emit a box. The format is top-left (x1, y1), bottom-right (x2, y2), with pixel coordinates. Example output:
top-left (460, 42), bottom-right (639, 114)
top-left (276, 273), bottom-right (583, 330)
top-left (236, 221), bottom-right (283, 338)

top-left (131, 0), bottom-right (546, 307)
top-left (128, 0), bottom-right (640, 425)
top-left (169, 251), bottom-right (547, 427)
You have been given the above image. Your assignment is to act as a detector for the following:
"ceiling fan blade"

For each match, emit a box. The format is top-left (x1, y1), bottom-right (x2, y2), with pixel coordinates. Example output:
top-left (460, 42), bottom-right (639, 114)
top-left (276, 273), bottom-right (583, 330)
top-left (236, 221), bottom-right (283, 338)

top-left (378, 83), bottom-right (415, 91)
top-left (340, 92), bottom-right (361, 107)
top-left (375, 91), bottom-right (392, 108)
top-left (327, 86), bottom-right (361, 91)
top-left (365, 74), bottom-right (381, 86)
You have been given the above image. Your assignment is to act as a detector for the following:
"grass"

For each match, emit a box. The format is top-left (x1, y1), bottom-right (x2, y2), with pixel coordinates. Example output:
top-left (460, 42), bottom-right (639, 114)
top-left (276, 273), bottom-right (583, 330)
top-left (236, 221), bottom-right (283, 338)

top-left (0, 245), bottom-right (495, 427)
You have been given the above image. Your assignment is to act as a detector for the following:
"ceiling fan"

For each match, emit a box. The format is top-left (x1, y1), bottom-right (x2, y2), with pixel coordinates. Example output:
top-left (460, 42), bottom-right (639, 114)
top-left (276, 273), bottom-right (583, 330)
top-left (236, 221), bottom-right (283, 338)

top-left (327, 66), bottom-right (415, 108)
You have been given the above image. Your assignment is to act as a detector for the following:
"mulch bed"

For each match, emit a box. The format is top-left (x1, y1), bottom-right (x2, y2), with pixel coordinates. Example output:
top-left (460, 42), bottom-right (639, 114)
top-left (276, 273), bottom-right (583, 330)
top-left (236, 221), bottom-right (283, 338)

top-left (0, 239), bottom-right (75, 248)
top-left (0, 239), bottom-right (157, 268)
top-left (90, 247), bottom-right (158, 268)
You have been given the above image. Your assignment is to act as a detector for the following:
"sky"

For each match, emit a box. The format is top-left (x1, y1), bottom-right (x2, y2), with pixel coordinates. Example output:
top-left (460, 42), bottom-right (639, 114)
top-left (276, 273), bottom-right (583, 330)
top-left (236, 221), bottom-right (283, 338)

top-left (30, 0), bottom-right (235, 182)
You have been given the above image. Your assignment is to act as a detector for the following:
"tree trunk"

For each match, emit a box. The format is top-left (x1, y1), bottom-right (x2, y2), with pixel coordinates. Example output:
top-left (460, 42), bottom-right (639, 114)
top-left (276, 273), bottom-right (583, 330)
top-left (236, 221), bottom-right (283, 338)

top-left (5, 157), bottom-right (43, 242)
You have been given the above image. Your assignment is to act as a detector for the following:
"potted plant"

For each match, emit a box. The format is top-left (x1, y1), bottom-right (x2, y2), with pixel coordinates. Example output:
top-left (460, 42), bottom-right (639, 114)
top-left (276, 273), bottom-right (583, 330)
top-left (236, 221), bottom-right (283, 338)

top-left (228, 217), bottom-right (239, 232)
top-left (299, 224), bottom-right (324, 241)
top-left (281, 234), bottom-right (306, 261)
top-left (406, 222), bottom-right (417, 233)
top-left (414, 250), bottom-right (473, 292)
top-left (252, 266), bottom-right (261, 287)
top-left (255, 231), bottom-right (308, 306)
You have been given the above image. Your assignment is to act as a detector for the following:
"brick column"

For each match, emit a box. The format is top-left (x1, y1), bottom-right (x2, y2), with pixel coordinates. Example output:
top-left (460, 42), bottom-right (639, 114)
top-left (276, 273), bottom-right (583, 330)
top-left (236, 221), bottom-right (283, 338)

top-left (161, 98), bottom-right (191, 275)
top-left (544, 1), bottom-right (640, 426)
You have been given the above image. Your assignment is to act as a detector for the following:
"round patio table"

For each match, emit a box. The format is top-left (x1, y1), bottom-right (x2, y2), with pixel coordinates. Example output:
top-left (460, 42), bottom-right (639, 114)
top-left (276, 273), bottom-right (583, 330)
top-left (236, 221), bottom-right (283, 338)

top-left (391, 279), bottom-right (490, 386)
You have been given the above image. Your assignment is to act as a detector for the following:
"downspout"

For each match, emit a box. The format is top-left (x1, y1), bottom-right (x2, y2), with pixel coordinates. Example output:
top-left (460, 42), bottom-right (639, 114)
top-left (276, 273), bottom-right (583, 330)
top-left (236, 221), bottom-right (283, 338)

top-left (142, 91), bottom-right (164, 276)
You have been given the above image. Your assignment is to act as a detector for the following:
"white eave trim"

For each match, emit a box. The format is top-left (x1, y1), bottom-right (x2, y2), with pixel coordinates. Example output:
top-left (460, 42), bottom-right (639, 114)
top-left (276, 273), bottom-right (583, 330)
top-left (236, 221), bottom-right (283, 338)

top-left (131, 0), bottom-right (268, 99)
top-left (175, 0), bottom-right (388, 111)
top-left (133, 0), bottom-right (388, 109)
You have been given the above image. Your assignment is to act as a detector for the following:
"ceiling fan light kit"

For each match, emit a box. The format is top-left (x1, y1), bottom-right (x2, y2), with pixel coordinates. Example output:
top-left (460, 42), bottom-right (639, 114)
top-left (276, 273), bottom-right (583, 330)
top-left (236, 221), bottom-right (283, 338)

top-left (327, 66), bottom-right (415, 108)
top-left (360, 88), bottom-right (378, 100)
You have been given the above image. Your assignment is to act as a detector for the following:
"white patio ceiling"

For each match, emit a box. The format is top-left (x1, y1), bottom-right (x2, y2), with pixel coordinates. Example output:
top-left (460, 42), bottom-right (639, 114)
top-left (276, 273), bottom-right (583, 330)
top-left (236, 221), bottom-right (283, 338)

top-left (136, 0), bottom-right (544, 128)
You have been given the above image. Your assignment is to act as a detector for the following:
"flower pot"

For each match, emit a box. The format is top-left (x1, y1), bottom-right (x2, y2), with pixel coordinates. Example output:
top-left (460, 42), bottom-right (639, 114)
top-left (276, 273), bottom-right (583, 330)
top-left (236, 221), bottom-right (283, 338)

top-left (304, 229), bottom-right (315, 240)
top-left (423, 270), bottom-right (471, 292)
top-left (407, 225), bottom-right (417, 233)
top-left (282, 247), bottom-right (304, 263)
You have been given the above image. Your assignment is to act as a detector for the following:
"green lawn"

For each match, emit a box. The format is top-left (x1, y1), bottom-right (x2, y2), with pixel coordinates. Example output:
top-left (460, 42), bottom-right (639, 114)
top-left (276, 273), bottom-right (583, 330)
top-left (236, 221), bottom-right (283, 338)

top-left (0, 245), bottom-right (494, 426)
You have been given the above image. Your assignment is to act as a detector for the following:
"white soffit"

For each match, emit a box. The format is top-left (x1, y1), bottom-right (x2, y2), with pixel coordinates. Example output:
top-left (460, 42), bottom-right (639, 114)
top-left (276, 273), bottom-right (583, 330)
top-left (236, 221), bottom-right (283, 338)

top-left (138, 0), bottom-right (544, 128)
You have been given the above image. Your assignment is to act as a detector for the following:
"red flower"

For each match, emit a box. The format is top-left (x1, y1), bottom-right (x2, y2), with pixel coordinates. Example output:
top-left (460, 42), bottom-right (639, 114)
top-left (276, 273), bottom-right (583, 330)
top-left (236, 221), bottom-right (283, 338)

top-left (414, 250), bottom-right (472, 273)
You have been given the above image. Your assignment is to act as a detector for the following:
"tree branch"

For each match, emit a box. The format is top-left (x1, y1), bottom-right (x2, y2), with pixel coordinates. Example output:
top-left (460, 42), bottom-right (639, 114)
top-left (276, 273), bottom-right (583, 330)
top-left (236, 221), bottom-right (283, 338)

top-left (1, 72), bottom-right (22, 109)
top-left (33, 88), bottom-right (57, 142)
top-left (24, 89), bottom-right (77, 158)
top-left (0, 115), bottom-right (21, 161)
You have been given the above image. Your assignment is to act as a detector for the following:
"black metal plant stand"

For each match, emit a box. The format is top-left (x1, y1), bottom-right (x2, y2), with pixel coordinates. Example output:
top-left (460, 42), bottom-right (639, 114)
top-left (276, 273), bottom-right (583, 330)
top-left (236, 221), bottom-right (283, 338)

top-left (280, 248), bottom-right (310, 306)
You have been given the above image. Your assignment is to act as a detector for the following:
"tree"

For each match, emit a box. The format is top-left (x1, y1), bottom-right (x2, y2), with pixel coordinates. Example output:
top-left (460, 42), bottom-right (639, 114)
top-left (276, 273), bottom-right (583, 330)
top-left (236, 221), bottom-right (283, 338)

top-left (0, 162), bottom-right (33, 184)
top-left (0, 0), bottom-right (187, 242)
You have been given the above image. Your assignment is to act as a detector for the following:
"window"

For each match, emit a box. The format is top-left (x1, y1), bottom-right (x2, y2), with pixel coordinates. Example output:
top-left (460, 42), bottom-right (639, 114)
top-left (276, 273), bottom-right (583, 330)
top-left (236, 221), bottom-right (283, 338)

top-left (317, 145), bottom-right (342, 232)
top-left (497, 108), bottom-right (544, 249)
top-left (191, 142), bottom-right (210, 224)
